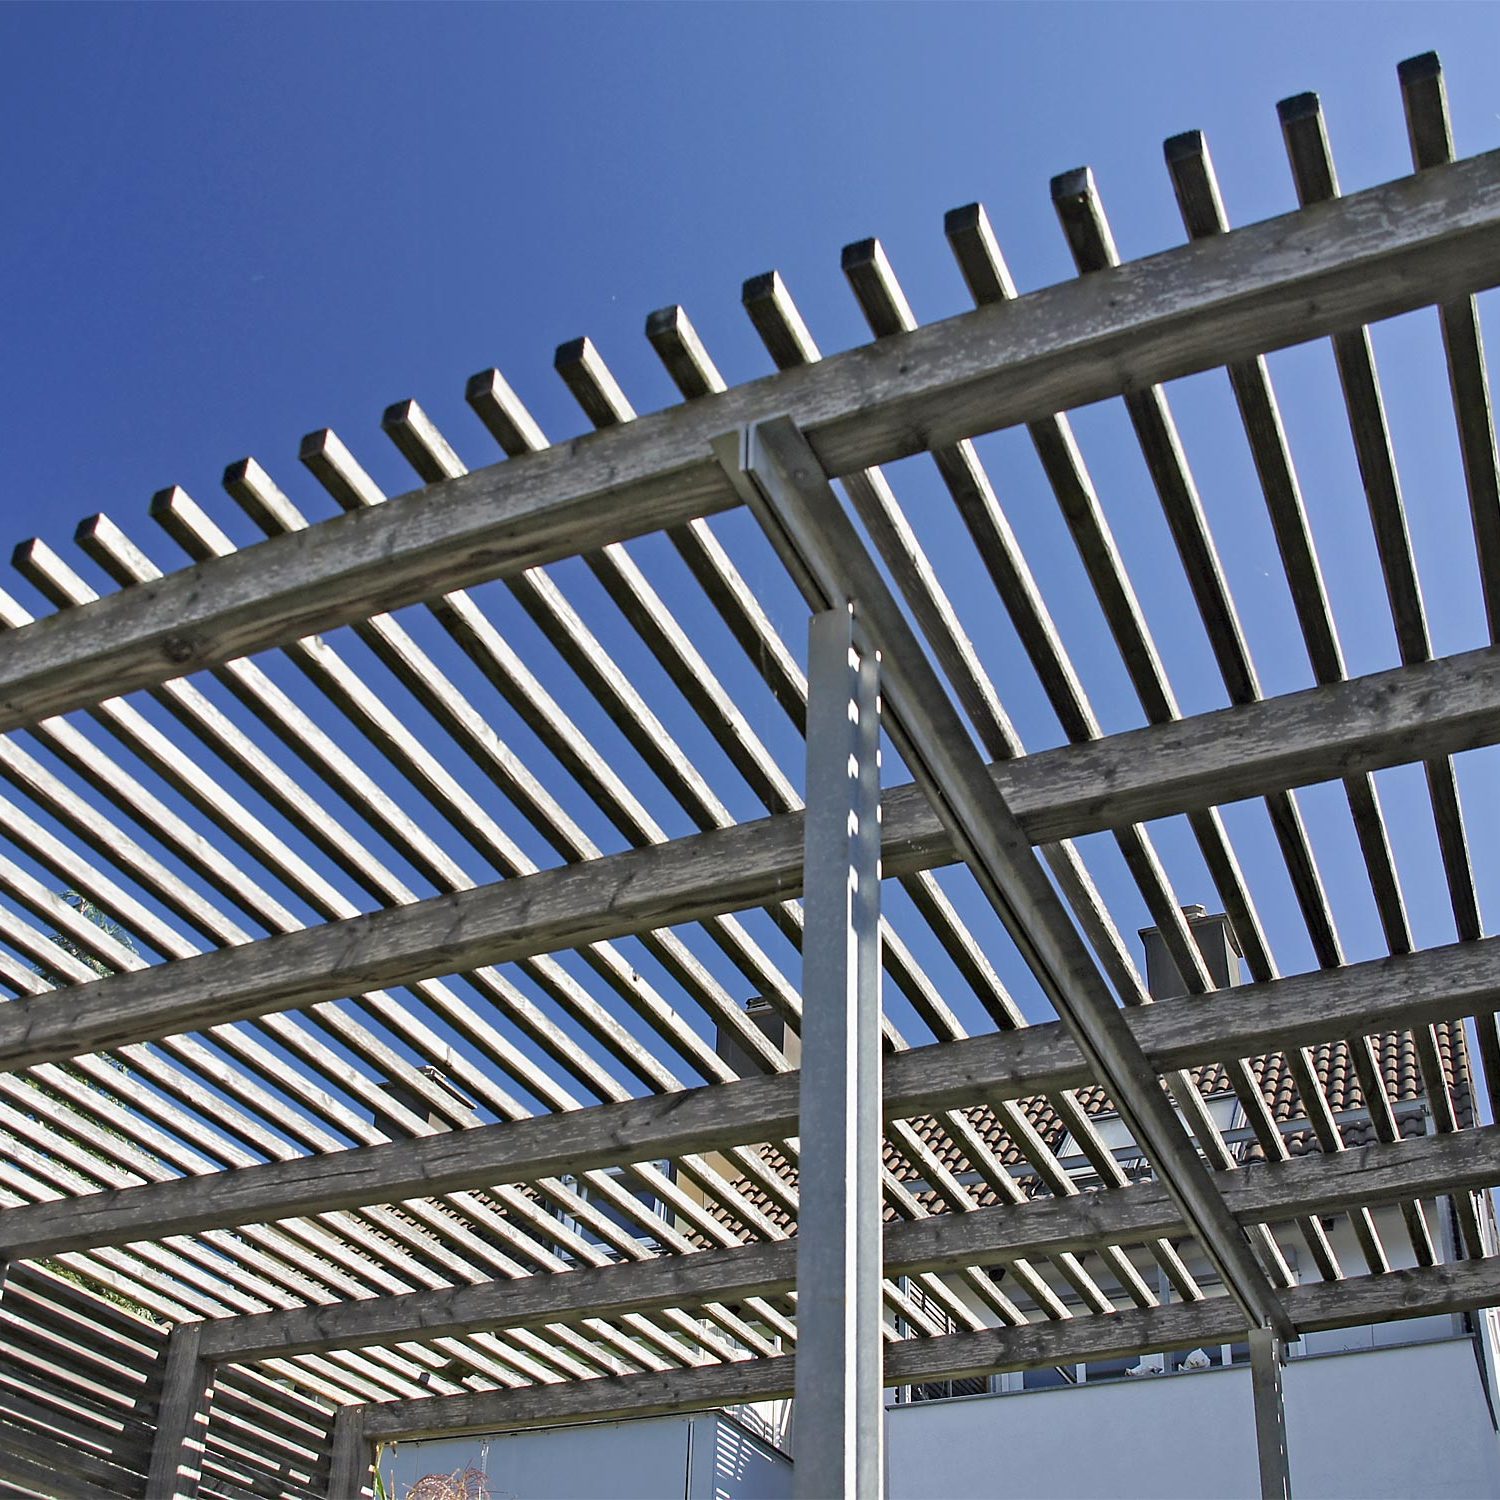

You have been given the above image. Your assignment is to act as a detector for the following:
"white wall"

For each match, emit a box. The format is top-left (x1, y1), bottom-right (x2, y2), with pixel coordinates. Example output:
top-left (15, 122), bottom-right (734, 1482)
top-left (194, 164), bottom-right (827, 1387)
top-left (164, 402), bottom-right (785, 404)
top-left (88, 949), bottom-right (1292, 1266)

top-left (887, 1338), bottom-right (1500, 1500)
top-left (380, 1410), bottom-right (792, 1500)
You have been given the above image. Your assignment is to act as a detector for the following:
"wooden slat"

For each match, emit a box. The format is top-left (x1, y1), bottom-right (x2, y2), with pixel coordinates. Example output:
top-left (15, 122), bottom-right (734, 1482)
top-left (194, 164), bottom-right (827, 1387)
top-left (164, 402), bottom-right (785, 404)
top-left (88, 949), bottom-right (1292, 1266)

top-left (1, 151), bottom-right (1498, 731)
top-left (1055, 163), bottom-right (1414, 1275)
top-left (356, 1251), bottom-right (1500, 1440)
top-left (199, 1122), bottom-right (1497, 1363)
top-left (7, 931), bottom-right (1498, 1260)
top-left (836, 235), bottom-right (1318, 1287)
top-left (1164, 123), bottom-right (1481, 1258)
top-left (5, 640), bottom-right (1500, 1073)
top-left (554, 321), bottom-right (1135, 1319)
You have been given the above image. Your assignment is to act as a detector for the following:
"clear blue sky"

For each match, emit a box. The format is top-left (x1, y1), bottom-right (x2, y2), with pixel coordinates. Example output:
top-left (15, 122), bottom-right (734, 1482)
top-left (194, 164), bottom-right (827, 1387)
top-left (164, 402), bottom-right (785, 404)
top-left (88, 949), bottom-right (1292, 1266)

top-left (2, 2), bottom-right (1500, 1119)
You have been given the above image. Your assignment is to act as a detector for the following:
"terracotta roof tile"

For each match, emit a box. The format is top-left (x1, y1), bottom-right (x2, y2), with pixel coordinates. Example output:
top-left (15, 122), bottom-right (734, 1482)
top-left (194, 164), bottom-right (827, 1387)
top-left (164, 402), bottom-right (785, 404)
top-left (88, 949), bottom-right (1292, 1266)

top-left (714, 1019), bottom-right (1474, 1230)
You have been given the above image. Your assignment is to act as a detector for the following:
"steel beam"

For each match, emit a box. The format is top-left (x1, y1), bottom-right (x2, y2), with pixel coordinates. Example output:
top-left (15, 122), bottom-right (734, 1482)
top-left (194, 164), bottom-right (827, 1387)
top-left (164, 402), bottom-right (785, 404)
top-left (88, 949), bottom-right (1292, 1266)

top-left (724, 414), bottom-right (1293, 1340)
top-left (1250, 1326), bottom-right (1292, 1500)
top-left (795, 604), bottom-right (885, 1499)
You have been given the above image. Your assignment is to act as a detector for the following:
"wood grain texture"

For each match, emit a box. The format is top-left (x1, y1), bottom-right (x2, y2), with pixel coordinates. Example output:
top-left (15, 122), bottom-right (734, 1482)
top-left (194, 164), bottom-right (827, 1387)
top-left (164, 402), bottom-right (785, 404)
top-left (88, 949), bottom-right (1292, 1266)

top-left (358, 1250), bottom-right (1500, 1439)
top-left (144, 1322), bottom-right (212, 1500)
top-left (4, 642), bottom-right (1500, 1073)
top-left (6, 932), bottom-right (1499, 1260)
top-left (197, 1122), bottom-right (1500, 1363)
top-left (1, 152), bottom-right (1498, 732)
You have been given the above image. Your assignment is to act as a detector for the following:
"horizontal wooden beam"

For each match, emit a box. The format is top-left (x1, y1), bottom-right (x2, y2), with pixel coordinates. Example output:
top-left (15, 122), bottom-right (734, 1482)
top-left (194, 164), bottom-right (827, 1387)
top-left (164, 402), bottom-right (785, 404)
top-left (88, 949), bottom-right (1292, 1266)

top-left (4, 643), bottom-right (1500, 1074)
top-left (1, 152), bottom-right (1498, 734)
top-left (359, 1252), bottom-right (1500, 1440)
top-left (6, 933), bottom-right (1500, 1261)
top-left (200, 1125), bottom-right (1500, 1363)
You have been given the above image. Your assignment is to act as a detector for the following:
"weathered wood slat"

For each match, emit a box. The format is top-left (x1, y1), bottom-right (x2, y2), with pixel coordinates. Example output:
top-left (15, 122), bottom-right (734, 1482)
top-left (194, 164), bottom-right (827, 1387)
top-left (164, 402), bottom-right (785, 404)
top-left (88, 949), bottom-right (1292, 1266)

top-left (198, 1123), bottom-right (1499, 1363)
top-left (2, 151), bottom-right (1499, 732)
top-left (1165, 123), bottom-right (1479, 1258)
top-left (4, 642), bottom-right (1500, 1072)
top-left (743, 280), bottom-right (1199, 1306)
top-left (355, 1250), bottom-right (1500, 1441)
top-left (836, 233), bottom-right (1321, 1288)
top-left (1056, 162), bottom-right (1417, 1276)
top-left (6, 932), bottom-right (1499, 1259)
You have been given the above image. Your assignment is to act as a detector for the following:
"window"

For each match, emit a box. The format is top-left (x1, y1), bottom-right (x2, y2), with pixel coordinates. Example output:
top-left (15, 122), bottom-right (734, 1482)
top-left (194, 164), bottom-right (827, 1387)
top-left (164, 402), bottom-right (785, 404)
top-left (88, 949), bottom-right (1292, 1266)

top-left (547, 1162), bottom-right (674, 1260)
top-left (1056, 1093), bottom-right (1241, 1178)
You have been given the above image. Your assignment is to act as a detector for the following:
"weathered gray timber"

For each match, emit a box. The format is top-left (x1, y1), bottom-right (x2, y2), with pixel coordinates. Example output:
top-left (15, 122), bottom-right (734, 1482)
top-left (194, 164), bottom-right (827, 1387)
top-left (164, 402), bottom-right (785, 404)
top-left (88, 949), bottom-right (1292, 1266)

top-left (144, 1323), bottom-right (213, 1500)
top-left (1, 151), bottom-right (1499, 733)
top-left (5, 935), bottom-right (1499, 1260)
top-left (730, 412), bottom-right (1292, 1341)
top-left (4, 641), bottom-right (1500, 1073)
top-left (356, 1253), bottom-right (1500, 1443)
top-left (324, 1407), bottom-right (369, 1500)
top-left (199, 1125), bottom-right (1500, 1364)
top-left (5, 48), bottom-right (1500, 1457)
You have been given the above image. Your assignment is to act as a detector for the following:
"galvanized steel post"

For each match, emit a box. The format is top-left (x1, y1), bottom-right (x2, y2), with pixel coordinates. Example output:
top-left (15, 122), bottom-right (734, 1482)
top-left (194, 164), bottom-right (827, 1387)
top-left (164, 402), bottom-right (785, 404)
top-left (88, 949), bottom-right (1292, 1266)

top-left (794, 602), bottom-right (884, 1500)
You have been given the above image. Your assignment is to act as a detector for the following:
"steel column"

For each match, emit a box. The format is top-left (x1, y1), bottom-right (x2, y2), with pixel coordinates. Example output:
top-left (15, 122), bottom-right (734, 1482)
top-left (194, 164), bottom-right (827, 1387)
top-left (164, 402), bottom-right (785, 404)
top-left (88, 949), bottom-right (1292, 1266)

top-left (722, 414), bottom-right (1292, 1342)
top-left (1250, 1326), bottom-right (1292, 1500)
top-left (794, 603), bottom-right (885, 1499)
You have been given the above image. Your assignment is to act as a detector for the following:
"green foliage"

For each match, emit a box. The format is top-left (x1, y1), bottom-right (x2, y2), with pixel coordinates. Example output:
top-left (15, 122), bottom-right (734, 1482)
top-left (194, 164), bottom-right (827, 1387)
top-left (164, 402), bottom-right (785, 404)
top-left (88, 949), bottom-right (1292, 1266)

top-left (32, 888), bottom-right (138, 982)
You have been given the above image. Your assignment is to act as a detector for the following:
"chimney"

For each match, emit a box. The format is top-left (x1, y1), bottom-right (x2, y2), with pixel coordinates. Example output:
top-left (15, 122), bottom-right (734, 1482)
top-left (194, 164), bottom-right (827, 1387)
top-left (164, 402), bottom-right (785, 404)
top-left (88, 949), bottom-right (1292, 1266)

top-left (1138, 905), bottom-right (1243, 1000)
top-left (716, 997), bottom-right (801, 1076)
top-left (373, 1064), bottom-right (475, 1137)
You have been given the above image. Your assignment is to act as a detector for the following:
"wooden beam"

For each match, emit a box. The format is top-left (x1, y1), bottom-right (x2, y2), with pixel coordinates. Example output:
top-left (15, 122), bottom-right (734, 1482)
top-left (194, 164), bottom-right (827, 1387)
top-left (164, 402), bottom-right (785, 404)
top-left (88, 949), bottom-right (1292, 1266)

top-left (733, 412), bottom-right (1288, 1335)
top-left (357, 1253), bottom-right (1500, 1441)
top-left (5, 642), bottom-right (1500, 1074)
top-left (199, 1124), bottom-right (1500, 1365)
top-left (1, 152), bottom-right (1498, 733)
top-left (144, 1322), bottom-right (213, 1500)
top-left (6, 936), bottom-right (1500, 1261)
top-left (325, 1407), bottom-right (371, 1500)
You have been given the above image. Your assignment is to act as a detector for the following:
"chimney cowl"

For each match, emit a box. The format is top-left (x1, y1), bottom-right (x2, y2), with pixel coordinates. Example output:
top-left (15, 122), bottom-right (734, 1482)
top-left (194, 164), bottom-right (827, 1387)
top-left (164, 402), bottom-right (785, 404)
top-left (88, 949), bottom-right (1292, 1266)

top-left (1137, 907), bottom-right (1242, 999)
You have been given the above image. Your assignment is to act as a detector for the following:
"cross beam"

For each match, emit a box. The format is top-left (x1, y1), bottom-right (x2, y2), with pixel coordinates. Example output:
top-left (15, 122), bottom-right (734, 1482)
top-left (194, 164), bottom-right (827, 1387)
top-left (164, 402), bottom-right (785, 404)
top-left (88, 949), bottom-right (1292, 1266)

top-left (3, 937), bottom-right (1498, 1260)
top-left (196, 1125), bottom-right (1500, 1365)
top-left (353, 1254), bottom-right (1500, 1444)
top-left (0, 153), bottom-right (1497, 734)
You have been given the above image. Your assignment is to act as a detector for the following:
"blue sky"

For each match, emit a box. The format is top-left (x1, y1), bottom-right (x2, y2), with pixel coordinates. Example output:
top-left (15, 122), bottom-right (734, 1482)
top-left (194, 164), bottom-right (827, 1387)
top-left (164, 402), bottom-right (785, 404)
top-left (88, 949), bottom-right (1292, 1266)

top-left (3, 1), bottom-right (1500, 1147)
top-left (3, 1), bottom-right (1497, 547)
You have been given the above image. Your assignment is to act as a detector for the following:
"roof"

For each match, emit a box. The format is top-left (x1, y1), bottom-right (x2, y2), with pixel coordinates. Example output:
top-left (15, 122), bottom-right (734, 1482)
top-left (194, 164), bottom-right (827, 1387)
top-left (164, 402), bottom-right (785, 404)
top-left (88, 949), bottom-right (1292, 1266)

top-left (716, 1021), bottom-right (1475, 1233)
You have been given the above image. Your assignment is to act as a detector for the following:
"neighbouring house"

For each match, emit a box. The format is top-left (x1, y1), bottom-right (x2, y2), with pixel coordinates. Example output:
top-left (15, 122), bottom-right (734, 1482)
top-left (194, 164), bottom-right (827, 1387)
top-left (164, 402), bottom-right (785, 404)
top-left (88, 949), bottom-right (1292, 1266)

top-left (381, 911), bottom-right (1500, 1500)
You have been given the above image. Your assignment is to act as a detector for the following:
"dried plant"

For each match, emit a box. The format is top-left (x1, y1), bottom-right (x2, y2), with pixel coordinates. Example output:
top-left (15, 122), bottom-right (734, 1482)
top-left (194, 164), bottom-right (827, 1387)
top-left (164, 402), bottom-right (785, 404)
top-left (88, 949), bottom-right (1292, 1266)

top-left (406, 1465), bottom-right (491, 1500)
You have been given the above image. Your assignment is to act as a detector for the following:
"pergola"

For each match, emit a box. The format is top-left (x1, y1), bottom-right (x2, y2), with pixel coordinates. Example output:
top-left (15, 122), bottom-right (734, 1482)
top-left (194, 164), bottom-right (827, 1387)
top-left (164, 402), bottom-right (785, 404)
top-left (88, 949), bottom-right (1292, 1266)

top-left (3, 47), bottom-right (1500, 1500)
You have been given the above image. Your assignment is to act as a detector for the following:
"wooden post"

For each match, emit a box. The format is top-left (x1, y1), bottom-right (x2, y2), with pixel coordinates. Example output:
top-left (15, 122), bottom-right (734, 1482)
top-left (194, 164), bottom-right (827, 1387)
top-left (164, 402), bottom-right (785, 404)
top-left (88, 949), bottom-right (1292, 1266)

top-left (145, 1322), bottom-right (213, 1500)
top-left (326, 1405), bottom-right (373, 1499)
top-left (1250, 1325), bottom-right (1292, 1500)
top-left (792, 603), bottom-right (884, 1500)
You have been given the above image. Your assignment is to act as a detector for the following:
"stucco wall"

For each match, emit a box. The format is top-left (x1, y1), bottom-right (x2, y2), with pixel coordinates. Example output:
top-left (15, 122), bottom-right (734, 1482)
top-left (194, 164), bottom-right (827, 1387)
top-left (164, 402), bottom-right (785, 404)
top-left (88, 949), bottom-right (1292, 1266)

top-left (886, 1338), bottom-right (1500, 1500)
top-left (379, 1410), bottom-right (792, 1500)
